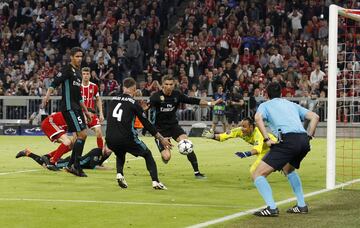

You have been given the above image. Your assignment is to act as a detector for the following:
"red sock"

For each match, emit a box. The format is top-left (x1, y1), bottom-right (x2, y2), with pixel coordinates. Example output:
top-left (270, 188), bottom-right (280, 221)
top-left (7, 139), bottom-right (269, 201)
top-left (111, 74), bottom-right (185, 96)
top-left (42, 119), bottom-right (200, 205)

top-left (97, 137), bottom-right (104, 149)
top-left (48, 150), bottom-right (56, 157)
top-left (50, 143), bottom-right (71, 163)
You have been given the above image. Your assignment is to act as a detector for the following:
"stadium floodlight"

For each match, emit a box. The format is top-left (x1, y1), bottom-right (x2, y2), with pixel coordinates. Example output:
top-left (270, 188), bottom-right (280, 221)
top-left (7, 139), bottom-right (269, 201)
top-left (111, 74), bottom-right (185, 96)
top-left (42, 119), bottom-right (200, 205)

top-left (327, 5), bottom-right (360, 189)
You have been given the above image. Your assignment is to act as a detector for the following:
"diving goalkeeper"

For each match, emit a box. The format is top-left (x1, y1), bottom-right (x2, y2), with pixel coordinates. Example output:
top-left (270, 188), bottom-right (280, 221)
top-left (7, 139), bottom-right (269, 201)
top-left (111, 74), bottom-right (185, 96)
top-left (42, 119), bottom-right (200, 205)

top-left (202, 117), bottom-right (277, 173)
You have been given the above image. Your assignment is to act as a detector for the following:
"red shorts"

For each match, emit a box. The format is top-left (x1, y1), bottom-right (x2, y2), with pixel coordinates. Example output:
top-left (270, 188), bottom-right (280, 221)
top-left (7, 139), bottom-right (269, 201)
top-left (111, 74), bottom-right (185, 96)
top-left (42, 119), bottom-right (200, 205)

top-left (41, 113), bottom-right (67, 142)
top-left (87, 114), bottom-right (101, 129)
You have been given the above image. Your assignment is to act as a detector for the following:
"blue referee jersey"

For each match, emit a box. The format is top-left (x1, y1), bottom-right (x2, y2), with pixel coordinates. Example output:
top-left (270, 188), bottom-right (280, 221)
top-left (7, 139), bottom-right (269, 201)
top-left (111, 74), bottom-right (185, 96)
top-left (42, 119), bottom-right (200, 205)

top-left (256, 98), bottom-right (309, 136)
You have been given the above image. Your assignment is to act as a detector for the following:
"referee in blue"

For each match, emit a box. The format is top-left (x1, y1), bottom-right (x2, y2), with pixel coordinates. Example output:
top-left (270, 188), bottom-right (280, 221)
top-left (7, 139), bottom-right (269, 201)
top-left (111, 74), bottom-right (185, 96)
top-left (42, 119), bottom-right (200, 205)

top-left (253, 82), bottom-right (319, 216)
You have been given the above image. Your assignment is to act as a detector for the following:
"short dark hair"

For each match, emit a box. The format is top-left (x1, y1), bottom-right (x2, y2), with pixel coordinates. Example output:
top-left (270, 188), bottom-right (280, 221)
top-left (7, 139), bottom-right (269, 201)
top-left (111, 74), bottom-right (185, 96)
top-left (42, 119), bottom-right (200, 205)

top-left (243, 117), bottom-right (255, 127)
top-left (266, 82), bottom-right (282, 99)
top-left (81, 67), bottom-right (90, 72)
top-left (123, 78), bottom-right (136, 88)
top-left (161, 75), bottom-right (174, 83)
top-left (70, 47), bottom-right (83, 56)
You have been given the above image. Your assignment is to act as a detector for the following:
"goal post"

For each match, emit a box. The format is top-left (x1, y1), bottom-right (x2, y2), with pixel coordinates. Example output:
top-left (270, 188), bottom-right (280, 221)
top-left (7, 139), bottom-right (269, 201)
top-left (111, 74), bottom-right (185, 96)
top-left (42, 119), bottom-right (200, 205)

top-left (327, 5), bottom-right (360, 189)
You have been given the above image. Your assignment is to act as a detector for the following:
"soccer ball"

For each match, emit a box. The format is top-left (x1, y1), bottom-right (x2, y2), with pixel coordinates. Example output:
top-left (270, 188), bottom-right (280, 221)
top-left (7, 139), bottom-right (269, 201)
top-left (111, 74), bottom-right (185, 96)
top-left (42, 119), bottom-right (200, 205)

top-left (178, 139), bottom-right (193, 155)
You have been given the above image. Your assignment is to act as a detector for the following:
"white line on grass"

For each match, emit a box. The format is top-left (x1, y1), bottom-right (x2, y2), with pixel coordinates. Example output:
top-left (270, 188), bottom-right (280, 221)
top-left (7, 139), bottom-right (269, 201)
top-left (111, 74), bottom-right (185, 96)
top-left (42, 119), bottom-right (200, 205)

top-left (0, 169), bottom-right (41, 176)
top-left (0, 198), bottom-right (243, 209)
top-left (187, 178), bottom-right (360, 228)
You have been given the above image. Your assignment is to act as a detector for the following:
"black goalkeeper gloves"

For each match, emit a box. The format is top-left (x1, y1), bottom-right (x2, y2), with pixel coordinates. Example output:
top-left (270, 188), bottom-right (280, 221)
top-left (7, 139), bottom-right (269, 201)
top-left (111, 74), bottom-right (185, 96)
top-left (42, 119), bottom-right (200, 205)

top-left (235, 151), bottom-right (252, 159)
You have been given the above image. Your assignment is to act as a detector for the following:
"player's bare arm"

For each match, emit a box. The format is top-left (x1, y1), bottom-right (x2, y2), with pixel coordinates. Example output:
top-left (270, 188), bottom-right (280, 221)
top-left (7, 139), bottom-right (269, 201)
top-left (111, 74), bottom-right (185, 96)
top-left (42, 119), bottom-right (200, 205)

top-left (41, 87), bottom-right (55, 108)
top-left (305, 111), bottom-right (319, 139)
top-left (80, 101), bottom-right (92, 122)
top-left (96, 96), bottom-right (104, 123)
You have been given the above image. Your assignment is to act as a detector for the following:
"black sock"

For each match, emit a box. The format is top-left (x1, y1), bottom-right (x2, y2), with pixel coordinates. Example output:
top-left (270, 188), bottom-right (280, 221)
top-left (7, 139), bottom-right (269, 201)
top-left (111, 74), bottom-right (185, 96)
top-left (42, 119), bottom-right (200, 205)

top-left (116, 152), bottom-right (126, 175)
top-left (28, 153), bottom-right (44, 166)
top-left (187, 151), bottom-right (199, 173)
top-left (143, 151), bottom-right (159, 182)
top-left (70, 139), bottom-right (85, 169)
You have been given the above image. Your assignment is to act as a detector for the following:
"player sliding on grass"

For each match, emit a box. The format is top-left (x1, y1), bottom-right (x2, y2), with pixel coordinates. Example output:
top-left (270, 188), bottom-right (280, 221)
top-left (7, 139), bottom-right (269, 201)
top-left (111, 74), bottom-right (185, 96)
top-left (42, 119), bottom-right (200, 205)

top-left (16, 146), bottom-right (112, 170)
top-left (202, 117), bottom-right (277, 174)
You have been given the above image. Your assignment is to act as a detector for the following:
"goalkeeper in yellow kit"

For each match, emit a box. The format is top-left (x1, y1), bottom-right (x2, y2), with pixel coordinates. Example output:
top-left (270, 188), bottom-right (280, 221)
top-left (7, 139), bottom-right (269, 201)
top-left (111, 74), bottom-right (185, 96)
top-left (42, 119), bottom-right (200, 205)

top-left (202, 117), bottom-right (277, 173)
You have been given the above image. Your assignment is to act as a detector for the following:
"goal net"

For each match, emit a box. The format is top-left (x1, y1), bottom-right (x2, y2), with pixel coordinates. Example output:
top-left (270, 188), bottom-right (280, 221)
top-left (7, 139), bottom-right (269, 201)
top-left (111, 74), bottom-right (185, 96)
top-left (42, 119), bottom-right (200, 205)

top-left (327, 5), bottom-right (360, 189)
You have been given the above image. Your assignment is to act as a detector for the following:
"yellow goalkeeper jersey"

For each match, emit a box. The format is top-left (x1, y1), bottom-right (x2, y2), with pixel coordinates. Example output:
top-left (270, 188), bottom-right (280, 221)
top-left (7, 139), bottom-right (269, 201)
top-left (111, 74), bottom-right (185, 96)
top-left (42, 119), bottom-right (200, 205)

top-left (219, 127), bottom-right (277, 173)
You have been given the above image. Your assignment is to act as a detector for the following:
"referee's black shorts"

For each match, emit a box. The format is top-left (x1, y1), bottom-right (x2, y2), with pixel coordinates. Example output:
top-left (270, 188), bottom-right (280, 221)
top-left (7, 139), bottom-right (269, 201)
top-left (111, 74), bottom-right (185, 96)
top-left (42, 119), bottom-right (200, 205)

top-left (107, 138), bottom-right (151, 158)
top-left (62, 110), bottom-right (87, 132)
top-left (154, 124), bottom-right (186, 152)
top-left (262, 133), bottom-right (311, 171)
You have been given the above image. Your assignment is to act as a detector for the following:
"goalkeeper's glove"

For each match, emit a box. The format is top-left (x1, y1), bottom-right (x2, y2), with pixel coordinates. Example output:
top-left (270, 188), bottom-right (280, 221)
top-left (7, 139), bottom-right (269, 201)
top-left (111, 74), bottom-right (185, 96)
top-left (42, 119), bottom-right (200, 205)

top-left (235, 151), bottom-right (252, 159)
top-left (202, 129), bottom-right (215, 139)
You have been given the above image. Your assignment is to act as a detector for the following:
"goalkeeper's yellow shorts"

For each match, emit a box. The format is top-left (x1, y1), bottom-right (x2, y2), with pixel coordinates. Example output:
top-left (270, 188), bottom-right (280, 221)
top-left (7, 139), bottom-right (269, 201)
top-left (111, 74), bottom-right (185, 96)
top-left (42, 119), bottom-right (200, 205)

top-left (250, 153), bottom-right (266, 173)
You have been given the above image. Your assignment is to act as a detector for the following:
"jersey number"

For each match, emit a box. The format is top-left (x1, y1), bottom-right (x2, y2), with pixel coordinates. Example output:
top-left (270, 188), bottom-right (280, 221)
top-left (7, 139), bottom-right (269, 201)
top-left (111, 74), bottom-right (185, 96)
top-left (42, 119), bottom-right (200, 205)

top-left (77, 116), bottom-right (83, 125)
top-left (112, 103), bottom-right (123, 121)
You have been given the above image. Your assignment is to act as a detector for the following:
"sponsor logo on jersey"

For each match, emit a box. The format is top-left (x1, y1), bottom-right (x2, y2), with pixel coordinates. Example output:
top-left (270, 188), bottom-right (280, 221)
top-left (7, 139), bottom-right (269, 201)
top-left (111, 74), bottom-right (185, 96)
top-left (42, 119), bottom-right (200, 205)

top-left (160, 104), bottom-right (175, 112)
top-left (73, 81), bottom-right (81, 86)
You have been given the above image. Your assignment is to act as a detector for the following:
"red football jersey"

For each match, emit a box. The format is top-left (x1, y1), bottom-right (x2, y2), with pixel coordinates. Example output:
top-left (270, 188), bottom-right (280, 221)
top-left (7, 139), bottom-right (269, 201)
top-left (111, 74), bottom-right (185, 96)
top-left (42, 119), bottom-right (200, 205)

top-left (81, 82), bottom-right (99, 110)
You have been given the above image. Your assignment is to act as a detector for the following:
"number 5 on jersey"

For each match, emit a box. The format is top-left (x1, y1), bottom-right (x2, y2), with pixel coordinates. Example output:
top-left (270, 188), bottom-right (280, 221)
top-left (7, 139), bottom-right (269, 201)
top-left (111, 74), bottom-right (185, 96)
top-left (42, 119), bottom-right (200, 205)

top-left (112, 103), bottom-right (123, 121)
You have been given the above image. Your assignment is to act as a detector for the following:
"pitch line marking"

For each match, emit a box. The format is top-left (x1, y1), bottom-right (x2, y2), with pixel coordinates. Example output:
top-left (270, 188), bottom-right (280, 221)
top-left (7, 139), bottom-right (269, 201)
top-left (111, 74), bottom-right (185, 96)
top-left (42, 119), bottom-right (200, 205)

top-left (0, 198), bottom-right (243, 209)
top-left (187, 178), bottom-right (360, 228)
top-left (0, 169), bottom-right (41, 176)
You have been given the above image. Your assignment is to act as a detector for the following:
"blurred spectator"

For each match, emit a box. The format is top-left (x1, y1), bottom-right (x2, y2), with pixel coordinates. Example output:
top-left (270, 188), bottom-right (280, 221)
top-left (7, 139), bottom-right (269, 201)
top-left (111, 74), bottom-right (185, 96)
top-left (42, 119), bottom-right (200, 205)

top-left (0, 0), bottom-right (355, 123)
top-left (227, 80), bottom-right (244, 128)
top-left (310, 64), bottom-right (325, 86)
top-left (211, 85), bottom-right (227, 132)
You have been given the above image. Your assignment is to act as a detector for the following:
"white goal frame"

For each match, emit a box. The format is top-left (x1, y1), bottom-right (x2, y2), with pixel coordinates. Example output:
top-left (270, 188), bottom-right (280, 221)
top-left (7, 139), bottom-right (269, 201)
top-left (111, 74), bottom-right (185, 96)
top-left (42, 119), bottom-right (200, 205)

top-left (327, 5), bottom-right (360, 189)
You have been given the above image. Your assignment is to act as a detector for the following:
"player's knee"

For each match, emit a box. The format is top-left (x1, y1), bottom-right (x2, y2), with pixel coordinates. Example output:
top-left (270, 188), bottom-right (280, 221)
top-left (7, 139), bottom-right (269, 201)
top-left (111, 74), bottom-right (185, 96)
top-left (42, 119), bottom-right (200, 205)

top-left (94, 127), bottom-right (102, 137)
top-left (62, 138), bottom-right (72, 147)
top-left (161, 150), bottom-right (171, 161)
top-left (77, 131), bottom-right (87, 140)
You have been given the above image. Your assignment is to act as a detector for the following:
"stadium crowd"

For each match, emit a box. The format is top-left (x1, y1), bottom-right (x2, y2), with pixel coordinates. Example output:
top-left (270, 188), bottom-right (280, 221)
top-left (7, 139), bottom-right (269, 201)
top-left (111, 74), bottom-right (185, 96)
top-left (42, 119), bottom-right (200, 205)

top-left (0, 0), bottom-right (359, 124)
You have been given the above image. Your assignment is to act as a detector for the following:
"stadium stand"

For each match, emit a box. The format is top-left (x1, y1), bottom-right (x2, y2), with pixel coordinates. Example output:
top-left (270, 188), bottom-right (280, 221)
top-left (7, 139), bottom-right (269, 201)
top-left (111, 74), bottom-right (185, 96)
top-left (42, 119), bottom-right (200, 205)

top-left (0, 0), bottom-right (359, 124)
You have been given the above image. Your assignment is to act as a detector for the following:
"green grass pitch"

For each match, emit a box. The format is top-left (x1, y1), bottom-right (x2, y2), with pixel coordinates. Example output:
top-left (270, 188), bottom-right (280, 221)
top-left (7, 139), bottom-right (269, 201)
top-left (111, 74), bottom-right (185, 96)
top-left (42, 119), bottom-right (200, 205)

top-left (0, 136), bottom-right (359, 227)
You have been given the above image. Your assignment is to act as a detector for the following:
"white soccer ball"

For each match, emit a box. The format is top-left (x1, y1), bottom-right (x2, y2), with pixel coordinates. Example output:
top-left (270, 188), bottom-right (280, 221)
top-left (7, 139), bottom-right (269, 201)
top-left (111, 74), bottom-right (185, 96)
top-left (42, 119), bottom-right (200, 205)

top-left (178, 139), bottom-right (194, 155)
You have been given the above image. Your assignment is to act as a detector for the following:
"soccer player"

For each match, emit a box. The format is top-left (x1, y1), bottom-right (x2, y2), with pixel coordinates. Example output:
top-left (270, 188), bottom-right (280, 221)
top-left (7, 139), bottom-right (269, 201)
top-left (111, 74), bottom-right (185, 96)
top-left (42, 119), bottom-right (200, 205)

top-left (42, 47), bottom-right (92, 177)
top-left (38, 111), bottom-right (74, 171)
top-left (81, 67), bottom-right (105, 149)
top-left (253, 82), bottom-right (319, 216)
top-left (149, 75), bottom-right (217, 179)
top-left (202, 117), bottom-right (277, 174)
top-left (16, 146), bottom-right (112, 170)
top-left (106, 78), bottom-right (172, 190)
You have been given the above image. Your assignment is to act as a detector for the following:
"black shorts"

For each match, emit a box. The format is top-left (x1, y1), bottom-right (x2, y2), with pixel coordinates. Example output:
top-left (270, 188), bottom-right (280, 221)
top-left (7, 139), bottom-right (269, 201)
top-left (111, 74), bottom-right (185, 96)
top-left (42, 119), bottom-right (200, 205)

top-left (62, 110), bottom-right (87, 132)
top-left (262, 133), bottom-right (310, 171)
top-left (227, 112), bottom-right (240, 124)
top-left (155, 124), bottom-right (186, 152)
top-left (107, 138), bottom-right (151, 158)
